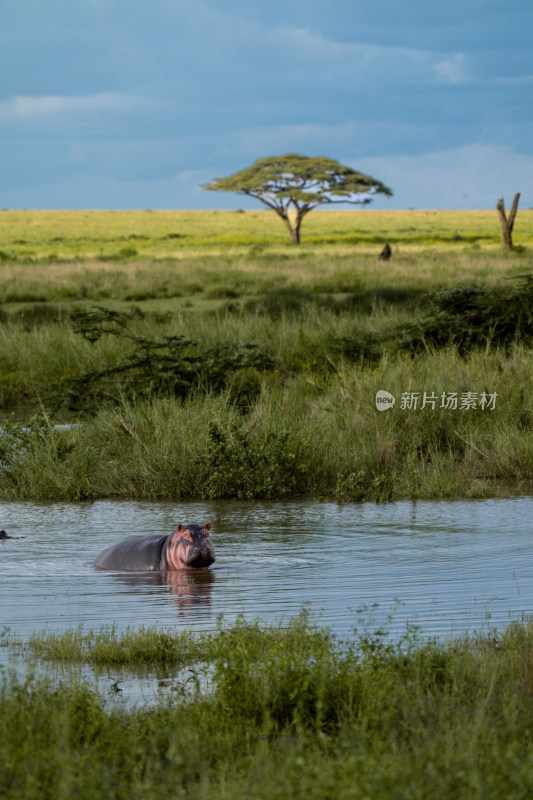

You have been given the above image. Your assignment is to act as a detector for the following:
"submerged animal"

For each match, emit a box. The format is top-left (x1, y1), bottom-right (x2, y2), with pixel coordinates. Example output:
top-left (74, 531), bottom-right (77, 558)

top-left (93, 524), bottom-right (215, 571)
top-left (0, 530), bottom-right (22, 540)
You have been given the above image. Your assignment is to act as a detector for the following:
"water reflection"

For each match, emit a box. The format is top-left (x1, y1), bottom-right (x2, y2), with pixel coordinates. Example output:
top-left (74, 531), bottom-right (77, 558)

top-left (107, 569), bottom-right (215, 613)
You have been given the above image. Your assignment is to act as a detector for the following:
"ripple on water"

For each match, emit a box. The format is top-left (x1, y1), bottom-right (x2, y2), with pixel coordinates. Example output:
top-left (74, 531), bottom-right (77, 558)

top-left (0, 497), bottom-right (532, 647)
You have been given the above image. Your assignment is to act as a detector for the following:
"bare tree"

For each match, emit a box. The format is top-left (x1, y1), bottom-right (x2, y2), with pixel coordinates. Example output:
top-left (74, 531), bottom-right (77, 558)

top-left (496, 193), bottom-right (520, 251)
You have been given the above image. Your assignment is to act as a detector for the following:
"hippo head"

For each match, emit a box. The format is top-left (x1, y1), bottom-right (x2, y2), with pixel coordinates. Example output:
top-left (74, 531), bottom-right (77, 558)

top-left (164, 523), bottom-right (215, 570)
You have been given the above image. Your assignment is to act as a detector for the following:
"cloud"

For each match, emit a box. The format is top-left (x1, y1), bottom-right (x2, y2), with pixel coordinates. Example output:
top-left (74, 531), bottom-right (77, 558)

top-left (357, 144), bottom-right (533, 209)
top-left (492, 74), bottom-right (533, 86)
top-left (1, 93), bottom-right (150, 120)
top-left (208, 119), bottom-right (442, 165)
top-left (268, 26), bottom-right (471, 86)
top-left (433, 53), bottom-right (468, 84)
top-left (1, 2), bottom-right (531, 210)
top-left (0, 170), bottom-right (225, 210)
top-left (2, 140), bottom-right (530, 211)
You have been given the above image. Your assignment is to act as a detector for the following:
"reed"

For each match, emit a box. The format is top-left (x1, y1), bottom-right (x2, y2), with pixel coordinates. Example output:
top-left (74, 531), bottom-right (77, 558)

top-left (22, 625), bottom-right (208, 666)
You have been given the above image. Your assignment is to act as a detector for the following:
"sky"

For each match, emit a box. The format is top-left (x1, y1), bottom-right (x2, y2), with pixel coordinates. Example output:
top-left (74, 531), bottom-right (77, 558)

top-left (1, 0), bottom-right (532, 210)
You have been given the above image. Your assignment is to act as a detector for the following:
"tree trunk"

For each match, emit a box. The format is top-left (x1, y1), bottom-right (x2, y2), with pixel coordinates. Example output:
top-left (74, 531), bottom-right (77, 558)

top-left (283, 215), bottom-right (301, 244)
top-left (496, 193), bottom-right (520, 250)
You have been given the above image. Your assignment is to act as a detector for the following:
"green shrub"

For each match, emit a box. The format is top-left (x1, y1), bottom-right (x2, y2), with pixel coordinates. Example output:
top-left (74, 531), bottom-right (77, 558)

top-left (196, 420), bottom-right (309, 499)
top-left (59, 306), bottom-right (276, 411)
top-left (335, 470), bottom-right (394, 503)
top-left (397, 274), bottom-right (533, 353)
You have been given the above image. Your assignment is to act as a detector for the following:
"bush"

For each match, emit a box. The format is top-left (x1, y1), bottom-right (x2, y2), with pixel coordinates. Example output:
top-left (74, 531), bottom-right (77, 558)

top-left (335, 470), bottom-right (394, 503)
top-left (396, 274), bottom-right (533, 353)
top-left (195, 420), bottom-right (309, 500)
top-left (58, 306), bottom-right (276, 411)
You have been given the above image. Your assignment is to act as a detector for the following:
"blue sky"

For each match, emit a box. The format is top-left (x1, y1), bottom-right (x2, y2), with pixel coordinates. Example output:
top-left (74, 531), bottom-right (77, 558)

top-left (1, 0), bottom-right (532, 210)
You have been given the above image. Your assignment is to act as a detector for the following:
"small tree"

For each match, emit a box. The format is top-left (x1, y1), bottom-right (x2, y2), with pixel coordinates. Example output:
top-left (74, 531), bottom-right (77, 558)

top-left (202, 153), bottom-right (392, 244)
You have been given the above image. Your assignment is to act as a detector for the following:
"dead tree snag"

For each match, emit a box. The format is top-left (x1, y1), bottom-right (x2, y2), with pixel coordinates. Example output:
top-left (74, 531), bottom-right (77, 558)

top-left (496, 193), bottom-right (520, 251)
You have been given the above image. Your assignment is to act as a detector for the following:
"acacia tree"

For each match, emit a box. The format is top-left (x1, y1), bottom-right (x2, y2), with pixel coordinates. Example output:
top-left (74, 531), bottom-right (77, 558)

top-left (202, 153), bottom-right (392, 243)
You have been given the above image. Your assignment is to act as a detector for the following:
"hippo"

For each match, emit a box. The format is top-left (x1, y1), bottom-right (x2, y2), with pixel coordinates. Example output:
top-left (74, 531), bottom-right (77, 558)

top-left (0, 530), bottom-right (22, 540)
top-left (93, 524), bottom-right (215, 571)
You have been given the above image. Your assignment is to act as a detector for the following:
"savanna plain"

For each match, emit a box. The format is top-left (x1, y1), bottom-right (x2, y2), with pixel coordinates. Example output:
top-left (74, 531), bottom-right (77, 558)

top-left (2, 208), bottom-right (533, 799)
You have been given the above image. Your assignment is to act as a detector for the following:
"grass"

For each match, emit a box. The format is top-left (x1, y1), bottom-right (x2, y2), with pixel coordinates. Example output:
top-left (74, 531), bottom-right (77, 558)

top-left (4, 615), bottom-right (533, 798)
top-left (0, 209), bottom-right (531, 307)
top-left (2, 210), bottom-right (533, 798)
top-left (1, 209), bottom-right (532, 260)
top-left (0, 249), bottom-right (529, 307)
top-left (20, 625), bottom-right (210, 666)
top-left (0, 341), bottom-right (531, 501)
top-left (0, 209), bottom-right (532, 500)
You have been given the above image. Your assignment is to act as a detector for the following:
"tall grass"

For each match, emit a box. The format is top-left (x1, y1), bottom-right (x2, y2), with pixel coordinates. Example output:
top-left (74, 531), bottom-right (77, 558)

top-left (0, 301), bottom-right (412, 407)
top-left (0, 343), bottom-right (531, 501)
top-left (0, 248), bottom-right (531, 304)
top-left (4, 615), bottom-right (533, 799)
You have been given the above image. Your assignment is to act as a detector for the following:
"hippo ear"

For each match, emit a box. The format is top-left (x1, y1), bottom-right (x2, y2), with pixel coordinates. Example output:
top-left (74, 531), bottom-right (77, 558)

top-left (175, 524), bottom-right (191, 541)
top-left (204, 523), bottom-right (211, 532)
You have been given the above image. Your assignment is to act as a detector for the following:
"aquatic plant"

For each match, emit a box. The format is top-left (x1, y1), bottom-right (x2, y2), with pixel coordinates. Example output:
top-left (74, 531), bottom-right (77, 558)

top-left (335, 470), bottom-right (394, 503)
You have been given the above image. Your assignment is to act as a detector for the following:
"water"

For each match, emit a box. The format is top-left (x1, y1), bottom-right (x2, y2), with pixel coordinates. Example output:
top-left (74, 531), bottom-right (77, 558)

top-left (1, 497), bottom-right (532, 699)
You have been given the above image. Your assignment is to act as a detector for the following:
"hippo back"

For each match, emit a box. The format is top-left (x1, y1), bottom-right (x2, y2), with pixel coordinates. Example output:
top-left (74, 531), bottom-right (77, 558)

top-left (93, 534), bottom-right (169, 571)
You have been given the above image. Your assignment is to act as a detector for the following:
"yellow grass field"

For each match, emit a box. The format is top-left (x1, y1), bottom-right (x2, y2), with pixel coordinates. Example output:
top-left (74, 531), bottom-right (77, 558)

top-left (1, 208), bottom-right (532, 262)
top-left (0, 208), bottom-right (531, 309)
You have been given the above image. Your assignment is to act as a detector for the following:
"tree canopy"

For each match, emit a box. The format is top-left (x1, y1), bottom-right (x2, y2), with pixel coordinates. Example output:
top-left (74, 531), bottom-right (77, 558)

top-left (202, 153), bottom-right (393, 243)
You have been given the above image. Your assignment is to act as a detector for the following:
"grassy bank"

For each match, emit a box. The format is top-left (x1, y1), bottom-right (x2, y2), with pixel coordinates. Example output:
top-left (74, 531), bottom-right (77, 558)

top-left (0, 209), bottom-right (532, 501)
top-left (3, 616), bottom-right (533, 798)
top-left (0, 342), bottom-right (532, 501)
top-left (0, 290), bottom-right (532, 501)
